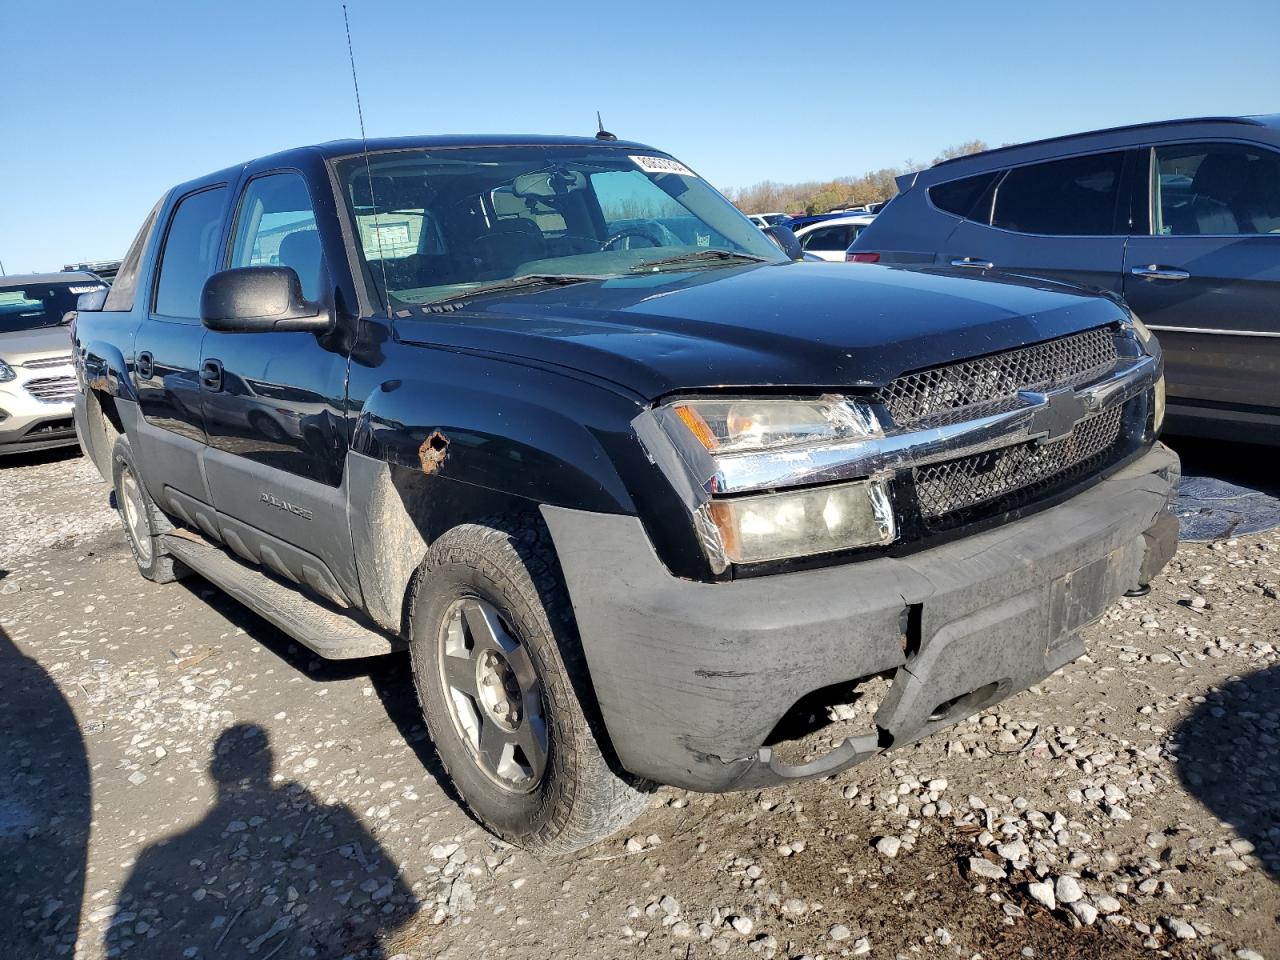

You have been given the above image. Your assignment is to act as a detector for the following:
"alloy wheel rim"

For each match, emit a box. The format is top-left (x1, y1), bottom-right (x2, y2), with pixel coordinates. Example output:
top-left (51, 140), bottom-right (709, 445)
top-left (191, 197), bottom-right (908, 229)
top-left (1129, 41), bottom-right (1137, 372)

top-left (120, 469), bottom-right (153, 565)
top-left (437, 597), bottom-right (549, 793)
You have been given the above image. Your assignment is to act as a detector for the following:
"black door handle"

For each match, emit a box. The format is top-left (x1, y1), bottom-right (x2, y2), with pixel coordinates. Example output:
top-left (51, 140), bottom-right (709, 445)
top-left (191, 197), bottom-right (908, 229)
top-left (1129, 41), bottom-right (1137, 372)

top-left (200, 358), bottom-right (223, 391)
top-left (136, 351), bottom-right (154, 380)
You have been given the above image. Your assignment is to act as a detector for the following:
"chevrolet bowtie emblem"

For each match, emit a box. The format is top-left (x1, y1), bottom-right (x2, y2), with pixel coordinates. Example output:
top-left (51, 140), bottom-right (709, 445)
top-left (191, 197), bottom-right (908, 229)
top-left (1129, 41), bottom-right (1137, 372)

top-left (1019, 388), bottom-right (1086, 442)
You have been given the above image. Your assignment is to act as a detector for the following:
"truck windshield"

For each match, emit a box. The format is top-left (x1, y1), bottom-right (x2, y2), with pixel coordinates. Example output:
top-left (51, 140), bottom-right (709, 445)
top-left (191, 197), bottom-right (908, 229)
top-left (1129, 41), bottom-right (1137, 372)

top-left (334, 146), bottom-right (785, 307)
top-left (0, 280), bottom-right (106, 333)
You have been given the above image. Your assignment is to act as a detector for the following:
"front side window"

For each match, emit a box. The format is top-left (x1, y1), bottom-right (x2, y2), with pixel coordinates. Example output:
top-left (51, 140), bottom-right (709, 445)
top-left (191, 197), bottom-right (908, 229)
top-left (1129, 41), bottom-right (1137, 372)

top-left (992, 152), bottom-right (1125, 235)
top-left (334, 146), bottom-right (783, 307)
top-left (1151, 142), bottom-right (1280, 236)
top-left (0, 279), bottom-right (107, 333)
top-left (230, 173), bottom-right (325, 301)
top-left (153, 186), bottom-right (228, 319)
top-left (800, 225), bottom-right (852, 252)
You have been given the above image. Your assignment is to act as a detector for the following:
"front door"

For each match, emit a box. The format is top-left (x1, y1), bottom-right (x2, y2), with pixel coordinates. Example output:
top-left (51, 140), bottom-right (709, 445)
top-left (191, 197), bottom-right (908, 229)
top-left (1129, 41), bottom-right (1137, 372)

top-left (133, 184), bottom-right (229, 501)
top-left (198, 171), bottom-right (355, 598)
top-left (1123, 142), bottom-right (1280, 419)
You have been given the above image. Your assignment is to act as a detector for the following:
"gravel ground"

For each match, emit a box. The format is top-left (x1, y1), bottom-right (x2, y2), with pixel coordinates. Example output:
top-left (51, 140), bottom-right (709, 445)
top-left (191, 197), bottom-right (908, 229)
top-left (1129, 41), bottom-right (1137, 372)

top-left (0, 444), bottom-right (1277, 960)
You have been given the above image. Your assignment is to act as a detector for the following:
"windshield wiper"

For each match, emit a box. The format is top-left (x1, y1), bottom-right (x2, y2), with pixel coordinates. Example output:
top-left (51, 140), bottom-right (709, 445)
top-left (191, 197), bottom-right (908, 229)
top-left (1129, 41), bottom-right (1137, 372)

top-left (630, 249), bottom-right (770, 273)
top-left (421, 274), bottom-right (606, 311)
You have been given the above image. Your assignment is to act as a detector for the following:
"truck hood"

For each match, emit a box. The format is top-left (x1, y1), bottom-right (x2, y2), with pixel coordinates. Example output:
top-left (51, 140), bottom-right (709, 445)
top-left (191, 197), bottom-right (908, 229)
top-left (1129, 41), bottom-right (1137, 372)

top-left (0, 325), bottom-right (74, 362)
top-left (393, 262), bottom-right (1126, 400)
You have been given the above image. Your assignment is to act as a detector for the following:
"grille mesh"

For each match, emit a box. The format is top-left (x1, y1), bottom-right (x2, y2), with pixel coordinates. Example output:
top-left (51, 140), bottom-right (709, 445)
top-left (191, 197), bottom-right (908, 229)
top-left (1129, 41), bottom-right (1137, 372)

top-left (914, 404), bottom-right (1125, 526)
top-left (878, 326), bottom-right (1118, 429)
top-left (24, 375), bottom-right (77, 404)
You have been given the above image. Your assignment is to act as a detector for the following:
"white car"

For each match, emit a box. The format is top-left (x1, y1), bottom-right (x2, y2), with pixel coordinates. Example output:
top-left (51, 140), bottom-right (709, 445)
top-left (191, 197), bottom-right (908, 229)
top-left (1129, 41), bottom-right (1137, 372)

top-left (793, 214), bottom-right (877, 262)
top-left (745, 211), bottom-right (788, 229)
top-left (0, 272), bottom-right (106, 455)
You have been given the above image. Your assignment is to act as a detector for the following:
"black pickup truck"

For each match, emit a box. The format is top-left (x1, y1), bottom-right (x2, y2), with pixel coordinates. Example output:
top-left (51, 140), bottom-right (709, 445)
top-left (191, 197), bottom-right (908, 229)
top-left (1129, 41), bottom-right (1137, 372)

top-left (72, 135), bottom-right (1179, 853)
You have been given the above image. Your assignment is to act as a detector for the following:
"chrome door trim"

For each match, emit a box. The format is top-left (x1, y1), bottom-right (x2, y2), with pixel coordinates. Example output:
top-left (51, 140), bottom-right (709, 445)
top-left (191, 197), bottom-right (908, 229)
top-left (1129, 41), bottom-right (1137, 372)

top-left (1148, 325), bottom-right (1280, 338)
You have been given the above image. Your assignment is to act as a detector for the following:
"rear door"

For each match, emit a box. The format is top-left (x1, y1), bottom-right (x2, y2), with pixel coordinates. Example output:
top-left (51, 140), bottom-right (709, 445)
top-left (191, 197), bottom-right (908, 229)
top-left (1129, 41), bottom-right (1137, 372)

top-left (133, 184), bottom-right (229, 501)
top-left (944, 150), bottom-right (1132, 293)
top-left (1123, 141), bottom-right (1280, 416)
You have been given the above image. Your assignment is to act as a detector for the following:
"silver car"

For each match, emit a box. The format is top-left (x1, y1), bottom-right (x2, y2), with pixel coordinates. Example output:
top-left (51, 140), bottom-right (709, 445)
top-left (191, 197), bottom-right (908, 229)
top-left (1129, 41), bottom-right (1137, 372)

top-left (0, 272), bottom-right (104, 455)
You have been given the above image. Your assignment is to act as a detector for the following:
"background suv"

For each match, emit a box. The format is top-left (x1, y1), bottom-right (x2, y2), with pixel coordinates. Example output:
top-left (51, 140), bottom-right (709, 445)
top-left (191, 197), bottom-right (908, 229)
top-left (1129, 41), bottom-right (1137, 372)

top-left (0, 272), bottom-right (104, 455)
top-left (849, 115), bottom-right (1280, 443)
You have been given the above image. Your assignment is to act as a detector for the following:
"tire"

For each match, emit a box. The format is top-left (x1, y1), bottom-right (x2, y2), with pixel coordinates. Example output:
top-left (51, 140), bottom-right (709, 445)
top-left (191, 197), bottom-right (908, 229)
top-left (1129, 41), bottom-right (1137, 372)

top-left (408, 518), bottom-right (651, 855)
top-left (111, 436), bottom-right (186, 584)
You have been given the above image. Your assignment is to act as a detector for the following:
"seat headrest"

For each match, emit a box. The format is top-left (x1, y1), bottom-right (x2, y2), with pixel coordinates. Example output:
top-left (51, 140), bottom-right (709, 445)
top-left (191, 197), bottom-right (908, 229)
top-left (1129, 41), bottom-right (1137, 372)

top-left (1192, 153), bottom-right (1250, 202)
top-left (277, 229), bottom-right (324, 300)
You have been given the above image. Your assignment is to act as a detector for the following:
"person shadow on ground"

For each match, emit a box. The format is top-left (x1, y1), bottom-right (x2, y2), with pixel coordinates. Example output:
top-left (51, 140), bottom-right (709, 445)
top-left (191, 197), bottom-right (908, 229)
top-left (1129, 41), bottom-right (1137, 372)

top-left (0, 621), bottom-right (91, 957)
top-left (1171, 662), bottom-right (1280, 879)
top-left (107, 723), bottom-right (416, 958)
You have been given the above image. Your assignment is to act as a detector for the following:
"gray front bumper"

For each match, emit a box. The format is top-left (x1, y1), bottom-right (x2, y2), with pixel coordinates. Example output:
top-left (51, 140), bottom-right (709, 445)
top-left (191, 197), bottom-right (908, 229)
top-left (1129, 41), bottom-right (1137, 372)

top-left (542, 443), bottom-right (1180, 792)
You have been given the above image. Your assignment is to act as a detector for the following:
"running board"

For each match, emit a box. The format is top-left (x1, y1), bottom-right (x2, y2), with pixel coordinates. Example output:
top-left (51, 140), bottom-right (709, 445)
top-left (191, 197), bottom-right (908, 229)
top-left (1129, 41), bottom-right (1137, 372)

top-left (160, 533), bottom-right (405, 659)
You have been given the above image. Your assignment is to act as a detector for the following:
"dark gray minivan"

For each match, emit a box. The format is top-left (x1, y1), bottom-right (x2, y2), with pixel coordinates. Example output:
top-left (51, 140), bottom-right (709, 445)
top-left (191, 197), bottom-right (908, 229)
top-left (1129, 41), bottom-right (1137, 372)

top-left (850, 116), bottom-right (1280, 443)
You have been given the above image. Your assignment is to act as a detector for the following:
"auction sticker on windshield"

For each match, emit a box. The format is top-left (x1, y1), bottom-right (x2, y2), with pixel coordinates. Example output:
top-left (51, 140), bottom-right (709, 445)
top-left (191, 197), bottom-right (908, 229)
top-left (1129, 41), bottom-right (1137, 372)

top-left (630, 155), bottom-right (696, 177)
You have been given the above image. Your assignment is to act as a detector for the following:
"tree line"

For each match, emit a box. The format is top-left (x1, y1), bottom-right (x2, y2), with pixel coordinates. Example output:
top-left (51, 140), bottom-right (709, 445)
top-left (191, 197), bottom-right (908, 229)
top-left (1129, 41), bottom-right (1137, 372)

top-left (726, 140), bottom-right (988, 215)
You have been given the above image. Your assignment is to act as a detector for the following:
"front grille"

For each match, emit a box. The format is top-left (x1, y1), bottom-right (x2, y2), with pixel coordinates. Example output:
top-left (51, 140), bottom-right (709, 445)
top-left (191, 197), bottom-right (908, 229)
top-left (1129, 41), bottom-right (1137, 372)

top-left (24, 375), bottom-right (77, 404)
top-left (878, 326), bottom-right (1119, 429)
top-left (914, 404), bottom-right (1126, 528)
top-left (21, 355), bottom-right (73, 370)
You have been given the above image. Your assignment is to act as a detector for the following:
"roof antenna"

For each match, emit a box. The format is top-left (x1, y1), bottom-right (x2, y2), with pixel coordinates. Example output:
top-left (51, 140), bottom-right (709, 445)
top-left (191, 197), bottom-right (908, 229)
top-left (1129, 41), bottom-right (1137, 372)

top-left (595, 112), bottom-right (617, 142)
top-left (343, 3), bottom-right (390, 313)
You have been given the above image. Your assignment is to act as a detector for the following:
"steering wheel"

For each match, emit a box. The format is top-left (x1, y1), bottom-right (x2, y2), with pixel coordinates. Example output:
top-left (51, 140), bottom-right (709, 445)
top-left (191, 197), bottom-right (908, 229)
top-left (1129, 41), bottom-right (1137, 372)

top-left (601, 227), bottom-right (664, 251)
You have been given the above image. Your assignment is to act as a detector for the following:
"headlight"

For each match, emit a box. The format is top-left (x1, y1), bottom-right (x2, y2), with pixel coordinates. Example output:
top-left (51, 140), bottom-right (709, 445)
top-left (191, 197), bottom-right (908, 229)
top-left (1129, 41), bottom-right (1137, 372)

top-left (0, 359), bottom-right (14, 383)
top-left (1153, 374), bottom-right (1166, 434)
top-left (671, 396), bottom-right (881, 453)
top-left (665, 395), bottom-right (895, 569)
top-left (696, 479), bottom-right (896, 566)
top-left (1129, 313), bottom-right (1155, 346)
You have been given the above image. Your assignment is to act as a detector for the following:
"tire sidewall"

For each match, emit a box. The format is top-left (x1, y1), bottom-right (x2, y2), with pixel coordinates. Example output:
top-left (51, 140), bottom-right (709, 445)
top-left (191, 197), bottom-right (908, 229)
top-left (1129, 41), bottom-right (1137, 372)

top-left (409, 541), bottom-right (577, 845)
top-left (111, 439), bottom-right (162, 580)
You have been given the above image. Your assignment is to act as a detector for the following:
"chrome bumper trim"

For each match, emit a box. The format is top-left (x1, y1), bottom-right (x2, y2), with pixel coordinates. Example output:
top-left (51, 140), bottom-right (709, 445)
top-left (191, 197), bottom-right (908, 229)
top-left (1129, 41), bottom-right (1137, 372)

top-left (707, 354), bottom-right (1159, 495)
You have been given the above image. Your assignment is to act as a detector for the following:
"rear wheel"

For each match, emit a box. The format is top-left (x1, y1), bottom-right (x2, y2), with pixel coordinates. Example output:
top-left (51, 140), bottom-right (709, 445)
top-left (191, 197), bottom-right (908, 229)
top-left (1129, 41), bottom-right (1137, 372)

top-left (408, 519), bottom-right (650, 855)
top-left (111, 436), bottom-right (186, 583)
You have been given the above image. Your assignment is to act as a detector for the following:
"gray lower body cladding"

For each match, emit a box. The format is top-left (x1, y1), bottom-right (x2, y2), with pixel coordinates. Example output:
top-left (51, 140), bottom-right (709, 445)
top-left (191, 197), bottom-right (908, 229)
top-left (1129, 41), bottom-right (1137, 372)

top-left (542, 442), bottom-right (1180, 792)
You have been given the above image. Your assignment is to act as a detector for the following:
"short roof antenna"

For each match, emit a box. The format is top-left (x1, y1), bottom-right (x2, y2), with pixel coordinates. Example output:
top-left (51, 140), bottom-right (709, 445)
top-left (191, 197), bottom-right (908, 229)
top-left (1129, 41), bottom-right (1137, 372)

top-left (343, 2), bottom-right (390, 313)
top-left (595, 112), bottom-right (617, 142)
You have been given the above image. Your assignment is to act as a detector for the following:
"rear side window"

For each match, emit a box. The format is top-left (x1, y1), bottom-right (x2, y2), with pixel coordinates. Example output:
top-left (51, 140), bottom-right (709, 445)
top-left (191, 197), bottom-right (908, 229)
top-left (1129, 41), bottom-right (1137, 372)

top-left (992, 152), bottom-right (1125, 235)
top-left (1152, 142), bottom-right (1280, 236)
top-left (153, 186), bottom-right (228, 319)
top-left (102, 196), bottom-right (163, 312)
top-left (800, 224), bottom-right (853, 252)
top-left (929, 172), bottom-right (1000, 221)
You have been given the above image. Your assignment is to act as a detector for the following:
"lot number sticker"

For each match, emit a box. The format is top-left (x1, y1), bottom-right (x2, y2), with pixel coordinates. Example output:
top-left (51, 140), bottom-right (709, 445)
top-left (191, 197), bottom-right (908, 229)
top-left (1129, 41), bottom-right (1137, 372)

top-left (630, 155), bottom-right (696, 177)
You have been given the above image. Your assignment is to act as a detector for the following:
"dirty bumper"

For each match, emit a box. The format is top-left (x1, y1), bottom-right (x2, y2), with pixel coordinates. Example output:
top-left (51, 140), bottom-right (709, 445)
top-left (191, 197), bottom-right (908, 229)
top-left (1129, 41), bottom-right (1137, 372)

top-left (543, 443), bottom-right (1180, 792)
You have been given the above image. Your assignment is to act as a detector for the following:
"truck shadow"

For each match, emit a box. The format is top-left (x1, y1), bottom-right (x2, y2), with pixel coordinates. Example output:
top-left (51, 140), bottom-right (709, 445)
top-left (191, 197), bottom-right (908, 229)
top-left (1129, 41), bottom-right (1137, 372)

top-left (176, 579), bottom-right (467, 812)
top-left (1170, 663), bottom-right (1280, 879)
top-left (0, 620), bottom-right (90, 956)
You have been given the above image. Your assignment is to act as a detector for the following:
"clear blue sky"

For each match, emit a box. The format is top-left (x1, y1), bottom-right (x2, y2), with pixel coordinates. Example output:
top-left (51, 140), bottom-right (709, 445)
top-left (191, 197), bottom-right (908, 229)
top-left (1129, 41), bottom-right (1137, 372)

top-left (2, 0), bottom-right (1277, 273)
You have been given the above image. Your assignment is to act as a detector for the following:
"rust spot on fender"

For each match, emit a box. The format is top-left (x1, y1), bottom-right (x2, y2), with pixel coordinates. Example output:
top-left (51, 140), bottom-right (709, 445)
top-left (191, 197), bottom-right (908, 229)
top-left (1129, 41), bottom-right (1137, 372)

top-left (418, 430), bottom-right (450, 475)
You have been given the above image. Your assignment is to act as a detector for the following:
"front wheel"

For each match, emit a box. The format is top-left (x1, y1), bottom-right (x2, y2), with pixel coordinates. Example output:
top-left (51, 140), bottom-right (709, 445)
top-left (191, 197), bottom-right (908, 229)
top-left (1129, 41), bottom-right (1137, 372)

top-left (408, 519), bottom-right (651, 855)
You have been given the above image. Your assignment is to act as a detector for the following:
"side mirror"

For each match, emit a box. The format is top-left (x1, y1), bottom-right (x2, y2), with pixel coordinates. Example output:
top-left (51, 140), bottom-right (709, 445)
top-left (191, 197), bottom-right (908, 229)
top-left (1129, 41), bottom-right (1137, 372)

top-left (200, 266), bottom-right (331, 334)
top-left (762, 225), bottom-right (804, 261)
